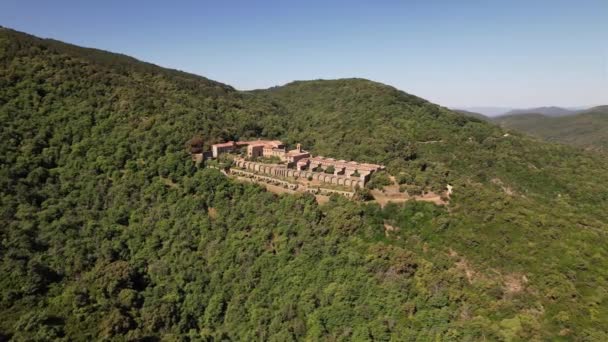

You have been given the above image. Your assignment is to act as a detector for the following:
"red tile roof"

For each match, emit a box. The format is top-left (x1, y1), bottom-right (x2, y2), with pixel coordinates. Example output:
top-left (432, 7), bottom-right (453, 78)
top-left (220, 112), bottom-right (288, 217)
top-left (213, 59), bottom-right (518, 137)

top-left (287, 150), bottom-right (310, 157)
top-left (240, 140), bottom-right (283, 148)
top-left (309, 156), bottom-right (383, 171)
top-left (213, 141), bottom-right (236, 148)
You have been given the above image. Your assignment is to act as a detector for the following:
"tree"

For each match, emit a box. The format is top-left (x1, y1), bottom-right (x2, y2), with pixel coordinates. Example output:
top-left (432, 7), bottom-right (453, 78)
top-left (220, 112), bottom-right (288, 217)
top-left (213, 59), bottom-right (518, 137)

top-left (354, 187), bottom-right (374, 201)
top-left (188, 136), bottom-right (205, 154)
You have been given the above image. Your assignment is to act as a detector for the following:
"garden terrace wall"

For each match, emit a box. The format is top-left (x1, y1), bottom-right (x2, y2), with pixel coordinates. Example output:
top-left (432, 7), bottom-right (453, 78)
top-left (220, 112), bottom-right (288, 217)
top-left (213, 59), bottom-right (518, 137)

top-left (234, 159), bottom-right (364, 188)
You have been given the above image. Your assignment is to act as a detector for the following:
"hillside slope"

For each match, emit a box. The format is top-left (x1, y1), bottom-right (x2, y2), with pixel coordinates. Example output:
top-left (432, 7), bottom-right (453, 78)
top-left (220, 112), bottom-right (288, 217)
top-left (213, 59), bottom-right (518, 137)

top-left (1, 28), bottom-right (608, 340)
top-left (495, 106), bottom-right (608, 151)
top-left (253, 80), bottom-right (608, 206)
top-left (453, 109), bottom-right (490, 121)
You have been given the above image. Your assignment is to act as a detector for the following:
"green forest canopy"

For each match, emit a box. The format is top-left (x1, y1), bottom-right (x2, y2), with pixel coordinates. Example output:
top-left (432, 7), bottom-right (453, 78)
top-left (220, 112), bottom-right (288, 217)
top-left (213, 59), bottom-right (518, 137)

top-left (1, 27), bottom-right (608, 340)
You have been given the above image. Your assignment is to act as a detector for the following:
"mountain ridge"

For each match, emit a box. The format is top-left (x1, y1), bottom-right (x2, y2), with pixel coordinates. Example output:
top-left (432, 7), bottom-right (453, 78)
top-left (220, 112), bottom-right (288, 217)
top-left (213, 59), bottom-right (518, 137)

top-left (0, 26), bottom-right (235, 94)
top-left (502, 106), bottom-right (580, 117)
top-left (495, 105), bottom-right (608, 150)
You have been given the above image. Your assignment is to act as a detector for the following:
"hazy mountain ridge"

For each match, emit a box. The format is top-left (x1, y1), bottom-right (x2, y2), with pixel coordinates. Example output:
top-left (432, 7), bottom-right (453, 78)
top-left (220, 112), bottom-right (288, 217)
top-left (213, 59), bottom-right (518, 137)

top-left (503, 106), bottom-right (580, 117)
top-left (454, 106), bottom-right (513, 116)
top-left (581, 105), bottom-right (608, 114)
top-left (495, 105), bottom-right (608, 150)
top-left (455, 105), bottom-right (595, 117)
top-left (1, 28), bottom-right (608, 340)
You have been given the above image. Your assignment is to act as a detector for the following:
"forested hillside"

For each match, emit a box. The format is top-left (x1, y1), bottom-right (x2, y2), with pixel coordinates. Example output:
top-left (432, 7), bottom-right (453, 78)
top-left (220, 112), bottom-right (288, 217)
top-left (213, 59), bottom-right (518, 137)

top-left (453, 109), bottom-right (490, 121)
top-left (495, 106), bottom-right (608, 151)
top-left (1, 27), bottom-right (608, 340)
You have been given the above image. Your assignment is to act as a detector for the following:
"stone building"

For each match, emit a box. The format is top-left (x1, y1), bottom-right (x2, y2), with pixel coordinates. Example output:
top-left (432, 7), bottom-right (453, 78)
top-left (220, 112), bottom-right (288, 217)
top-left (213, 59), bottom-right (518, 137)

top-left (211, 141), bottom-right (237, 158)
top-left (210, 139), bottom-right (384, 185)
top-left (212, 139), bottom-right (310, 165)
top-left (243, 140), bottom-right (285, 158)
top-left (234, 158), bottom-right (366, 188)
top-left (285, 144), bottom-right (310, 164)
top-left (295, 156), bottom-right (384, 183)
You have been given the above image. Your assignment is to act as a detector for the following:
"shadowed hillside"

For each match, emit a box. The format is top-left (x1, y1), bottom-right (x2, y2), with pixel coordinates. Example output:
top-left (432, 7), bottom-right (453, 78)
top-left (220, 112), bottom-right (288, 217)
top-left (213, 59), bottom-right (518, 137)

top-left (1, 28), bottom-right (608, 340)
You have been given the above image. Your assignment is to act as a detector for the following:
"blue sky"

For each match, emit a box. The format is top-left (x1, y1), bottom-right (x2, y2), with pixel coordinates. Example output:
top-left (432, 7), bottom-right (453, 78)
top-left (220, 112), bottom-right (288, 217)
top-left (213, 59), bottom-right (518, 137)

top-left (1, 0), bottom-right (607, 109)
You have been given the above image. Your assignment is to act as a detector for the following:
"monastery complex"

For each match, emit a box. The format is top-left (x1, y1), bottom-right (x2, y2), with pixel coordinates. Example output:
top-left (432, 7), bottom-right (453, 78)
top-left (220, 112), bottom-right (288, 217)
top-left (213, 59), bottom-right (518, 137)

top-left (209, 139), bottom-right (385, 189)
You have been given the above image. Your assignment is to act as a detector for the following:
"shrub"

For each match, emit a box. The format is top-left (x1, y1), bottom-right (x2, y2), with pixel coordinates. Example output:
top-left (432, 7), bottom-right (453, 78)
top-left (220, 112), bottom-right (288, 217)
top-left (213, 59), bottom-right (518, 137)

top-left (354, 187), bottom-right (374, 201)
top-left (366, 171), bottom-right (392, 189)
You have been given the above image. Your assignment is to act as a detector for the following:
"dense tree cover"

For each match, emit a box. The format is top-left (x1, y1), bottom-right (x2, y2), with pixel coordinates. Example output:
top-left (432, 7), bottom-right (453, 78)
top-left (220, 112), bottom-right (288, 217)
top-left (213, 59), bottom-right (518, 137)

top-left (453, 110), bottom-right (490, 121)
top-left (494, 106), bottom-right (608, 151)
top-left (1, 27), bottom-right (608, 340)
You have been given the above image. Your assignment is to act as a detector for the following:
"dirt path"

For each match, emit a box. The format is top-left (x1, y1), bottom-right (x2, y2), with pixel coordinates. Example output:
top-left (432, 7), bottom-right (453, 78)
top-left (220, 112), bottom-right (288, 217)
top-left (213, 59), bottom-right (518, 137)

top-left (417, 140), bottom-right (444, 144)
top-left (371, 189), bottom-right (446, 207)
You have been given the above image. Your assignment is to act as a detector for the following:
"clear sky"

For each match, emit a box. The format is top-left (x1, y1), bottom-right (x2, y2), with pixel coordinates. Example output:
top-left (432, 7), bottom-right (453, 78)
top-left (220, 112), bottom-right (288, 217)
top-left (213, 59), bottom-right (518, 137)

top-left (1, 0), bottom-right (607, 109)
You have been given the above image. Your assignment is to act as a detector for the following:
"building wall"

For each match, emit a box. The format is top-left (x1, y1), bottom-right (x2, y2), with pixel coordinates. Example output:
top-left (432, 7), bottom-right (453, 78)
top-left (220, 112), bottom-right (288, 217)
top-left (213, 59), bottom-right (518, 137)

top-left (263, 148), bottom-right (286, 159)
top-left (212, 144), bottom-right (235, 158)
top-left (234, 159), bottom-right (365, 188)
top-left (212, 146), bottom-right (222, 158)
top-left (287, 152), bottom-right (310, 164)
top-left (248, 145), bottom-right (264, 158)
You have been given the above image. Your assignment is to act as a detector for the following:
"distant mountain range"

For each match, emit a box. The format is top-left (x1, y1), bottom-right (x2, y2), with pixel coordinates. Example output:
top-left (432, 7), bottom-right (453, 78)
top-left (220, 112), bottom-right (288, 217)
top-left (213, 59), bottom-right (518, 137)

top-left (502, 106), bottom-right (580, 117)
top-left (455, 106), bottom-right (593, 117)
top-left (453, 105), bottom-right (608, 151)
top-left (454, 106), bottom-right (513, 116)
top-left (494, 105), bottom-right (608, 150)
